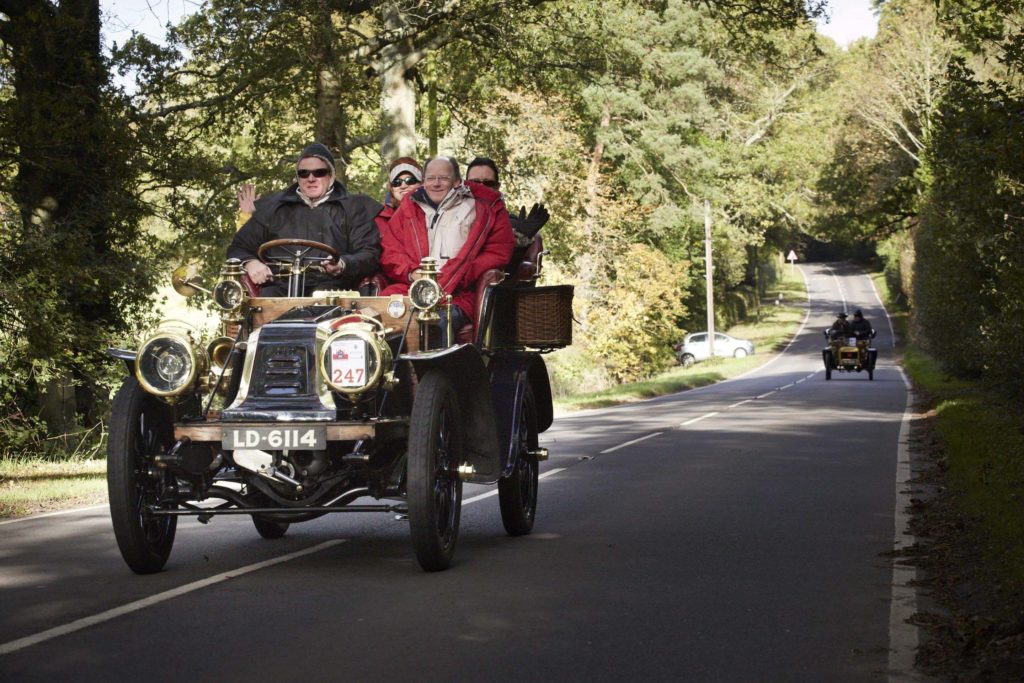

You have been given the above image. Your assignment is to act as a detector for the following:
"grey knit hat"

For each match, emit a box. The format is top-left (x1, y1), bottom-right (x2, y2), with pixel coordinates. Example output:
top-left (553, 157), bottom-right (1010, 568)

top-left (298, 142), bottom-right (336, 175)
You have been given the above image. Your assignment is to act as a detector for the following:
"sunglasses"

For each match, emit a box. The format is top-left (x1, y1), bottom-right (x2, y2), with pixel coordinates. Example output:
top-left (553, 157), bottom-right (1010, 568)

top-left (297, 168), bottom-right (331, 179)
top-left (391, 176), bottom-right (420, 188)
top-left (471, 179), bottom-right (499, 189)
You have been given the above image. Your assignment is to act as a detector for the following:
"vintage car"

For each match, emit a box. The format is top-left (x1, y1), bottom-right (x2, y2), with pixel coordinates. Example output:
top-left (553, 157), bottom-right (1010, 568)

top-left (822, 328), bottom-right (877, 380)
top-left (106, 237), bottom-right (572, 573)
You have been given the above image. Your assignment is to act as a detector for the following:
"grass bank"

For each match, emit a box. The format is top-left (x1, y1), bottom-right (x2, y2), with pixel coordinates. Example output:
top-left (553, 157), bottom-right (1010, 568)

top-left (0, 457), bottom-right (107, 517)
top-left (904, 347), bottom-right (1024, 586)
top-left (867, 263), bottom-right (1024, 677)
top-left (554, 265), bottom-right (807, 413)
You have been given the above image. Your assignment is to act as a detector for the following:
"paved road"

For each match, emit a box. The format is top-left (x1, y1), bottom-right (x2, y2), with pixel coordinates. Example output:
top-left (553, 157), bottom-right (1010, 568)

top-left (0, 263), bottom-right (916, 682)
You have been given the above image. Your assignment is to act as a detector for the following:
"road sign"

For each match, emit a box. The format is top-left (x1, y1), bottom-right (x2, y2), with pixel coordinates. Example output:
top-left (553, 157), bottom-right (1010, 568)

top-left (786, 250), bottom-right (798, 263)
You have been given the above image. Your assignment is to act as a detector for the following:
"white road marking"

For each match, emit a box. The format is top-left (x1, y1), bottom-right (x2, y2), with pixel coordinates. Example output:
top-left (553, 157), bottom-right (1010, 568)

top-left (0, 540), bottom-right (346, 657)
top-left (823, 264), bottom-right (848, 313)
top-left (728, 400), bottom-right (752, 409)
top-left (888, 368), bottom-right (921, 681)
top-left (600, 432), bottom-right (663, 454)
top-left (795, 378), bottom-right (806, 384)
top-left (780, 383), bottom-right (794, 390)
top-left (461, 467), bottom-right (567, 506)
top-left (0, 504), bottom-right (108, 527)
top-left (756, 391), bottom-right (776, 400)
top-left (680, 412), bottom-right (719, 427)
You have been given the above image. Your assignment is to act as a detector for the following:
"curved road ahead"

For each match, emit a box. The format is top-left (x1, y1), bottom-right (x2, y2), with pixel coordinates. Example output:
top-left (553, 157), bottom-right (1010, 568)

top-left (0, 263), bottom-right (919, 682)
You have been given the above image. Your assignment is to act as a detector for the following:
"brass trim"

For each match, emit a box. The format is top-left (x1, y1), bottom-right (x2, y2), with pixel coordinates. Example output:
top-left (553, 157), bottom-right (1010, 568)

top-left (135, 329), bottom-right (205, 400)
top-left (225, 327), bottom-right (262, 410)
top-left (318, 326), bottom-right (391, 398)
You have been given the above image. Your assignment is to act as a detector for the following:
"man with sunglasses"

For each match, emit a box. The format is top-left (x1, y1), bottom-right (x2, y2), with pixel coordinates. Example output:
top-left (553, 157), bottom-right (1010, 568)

top-left (228, 142), bottom-right (382, 296)
top-left (378, 155), bottom-right (514, 343)
top-left (466, 157), bottom-right (549, 241)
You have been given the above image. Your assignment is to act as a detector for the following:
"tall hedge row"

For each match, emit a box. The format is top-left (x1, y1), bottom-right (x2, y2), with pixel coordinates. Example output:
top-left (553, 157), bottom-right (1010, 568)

top-left (914, 62), bottom-right (1024, 395)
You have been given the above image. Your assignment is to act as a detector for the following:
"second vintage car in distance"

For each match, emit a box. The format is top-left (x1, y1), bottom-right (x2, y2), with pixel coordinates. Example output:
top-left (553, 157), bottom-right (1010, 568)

top-left (674, 332), bottom-right (754, 367)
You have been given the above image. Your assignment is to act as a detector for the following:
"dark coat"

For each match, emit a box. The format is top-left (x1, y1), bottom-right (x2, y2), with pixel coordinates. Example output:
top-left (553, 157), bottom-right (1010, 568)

top-left (228, 181), bottom-right (382, 290)
top-left (850, 317), bottom-right (873, 338)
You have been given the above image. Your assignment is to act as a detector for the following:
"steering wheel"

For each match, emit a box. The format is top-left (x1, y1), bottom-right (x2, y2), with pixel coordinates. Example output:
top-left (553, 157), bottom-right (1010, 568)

top-left (255, 238), bottom-right (341, 297)
top-left (257, 238), bottom-right (339, 266)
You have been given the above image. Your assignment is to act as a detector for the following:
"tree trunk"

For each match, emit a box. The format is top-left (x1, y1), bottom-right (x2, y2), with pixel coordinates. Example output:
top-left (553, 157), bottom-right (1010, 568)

top-left (379, 3), bottom-right (419, 162)
top-left (2, 0), bottom-right (118, 437)
top-left (315, 66), bottom-right (350, 182)
top-left (575, 106), bottom-right (612, 325)
top-left (312, 2), bottom-right (349, 181)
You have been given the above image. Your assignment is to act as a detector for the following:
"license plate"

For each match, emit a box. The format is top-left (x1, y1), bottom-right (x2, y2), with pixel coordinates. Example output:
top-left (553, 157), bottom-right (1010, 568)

top-left (222, 426), bottom-right (326, 451)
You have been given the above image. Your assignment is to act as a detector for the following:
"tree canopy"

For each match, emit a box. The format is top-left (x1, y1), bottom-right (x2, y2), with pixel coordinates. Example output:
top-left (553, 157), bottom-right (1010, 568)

top-left (3, 0), bottom-right (1023, 450)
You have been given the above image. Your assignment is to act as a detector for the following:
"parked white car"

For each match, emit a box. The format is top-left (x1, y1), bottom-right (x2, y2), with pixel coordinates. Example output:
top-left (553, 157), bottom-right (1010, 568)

top-left (674, 332), bottom-right (754, 367)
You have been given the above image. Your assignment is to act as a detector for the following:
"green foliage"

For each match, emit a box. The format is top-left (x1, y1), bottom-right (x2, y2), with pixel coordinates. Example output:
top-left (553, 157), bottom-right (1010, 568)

top-left (0, 1), bottom-right (166, 449)
top-left (587, 244), bottom-right (690, 383)
top-left (914, 60), bottom-right (1024, 394)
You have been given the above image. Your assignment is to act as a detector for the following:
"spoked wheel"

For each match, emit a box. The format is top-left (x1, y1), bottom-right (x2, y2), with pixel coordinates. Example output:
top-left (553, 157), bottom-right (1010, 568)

top-left (499, 387), bottom-right (539, 536)
top-left (407, 371), bottom-right (463, 571)
top-left (252, 515), bottom-right (290, 539)
top-left (107, 377), bottom-right (178, 574)
top-left (679, 353), bottom-right (695, 368)
top-left (823, 350), bottom-right (833, 381)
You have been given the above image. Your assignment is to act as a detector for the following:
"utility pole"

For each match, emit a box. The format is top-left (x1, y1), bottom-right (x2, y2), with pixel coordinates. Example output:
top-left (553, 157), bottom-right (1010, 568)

top-left (704, 199), bottom-right (715, 359)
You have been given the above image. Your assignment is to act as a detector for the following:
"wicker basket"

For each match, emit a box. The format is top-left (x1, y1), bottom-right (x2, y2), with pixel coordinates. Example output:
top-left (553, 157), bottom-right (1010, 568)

top-left (492, 285), bottom-right (574, 349)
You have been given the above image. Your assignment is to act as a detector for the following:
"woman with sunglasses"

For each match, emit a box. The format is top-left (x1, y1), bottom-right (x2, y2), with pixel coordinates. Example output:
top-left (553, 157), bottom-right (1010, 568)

top-left (227, 142), bottom-right (382, 296)
top-left (382, 157), bottom-right (423, 212)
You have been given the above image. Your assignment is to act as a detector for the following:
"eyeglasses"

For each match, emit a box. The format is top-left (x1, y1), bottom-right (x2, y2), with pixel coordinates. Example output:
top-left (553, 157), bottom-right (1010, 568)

top-left (391, 176), bottom-right (421, 188)
top-left (297, 168), bottom-right (331, 179)
top-left (470, 178), bottom-right (499, 189)
top-left (424, 175), bottom-right (453, 183)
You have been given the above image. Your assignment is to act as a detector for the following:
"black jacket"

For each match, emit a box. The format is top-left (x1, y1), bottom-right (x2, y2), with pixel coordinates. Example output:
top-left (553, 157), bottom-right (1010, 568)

top-left (850, 317), bottom-right (873, 339)
top-left (228, 182), bottom-right (382, 288)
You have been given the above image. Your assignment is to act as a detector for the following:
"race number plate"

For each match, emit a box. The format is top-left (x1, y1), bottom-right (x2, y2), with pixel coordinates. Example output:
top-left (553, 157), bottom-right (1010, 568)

top-left (330, 339), bottom-right (367, 387)
top-left (222, 426), bottom-right (326, 451)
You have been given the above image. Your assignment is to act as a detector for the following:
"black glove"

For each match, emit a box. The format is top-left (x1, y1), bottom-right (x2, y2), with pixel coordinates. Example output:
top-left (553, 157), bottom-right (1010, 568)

top-left (510, 203), bottom-right (549, 238)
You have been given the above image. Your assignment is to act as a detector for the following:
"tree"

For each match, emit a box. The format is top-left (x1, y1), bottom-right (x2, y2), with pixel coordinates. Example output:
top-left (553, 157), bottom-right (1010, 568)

top-left (0, 0), bottom-right (154, 441)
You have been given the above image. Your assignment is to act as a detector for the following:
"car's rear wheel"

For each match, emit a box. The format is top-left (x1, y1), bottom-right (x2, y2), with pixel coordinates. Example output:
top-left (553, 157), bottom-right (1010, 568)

top-left (252, 515), bottom-right (290, 539)
top-left (407, 371), bottom-right (463, 571)
top-left (733, 348), bottom-right (748, 358)
top-left (107, 377), bottom-right (177, 574)
top-left (679, 353), bottom-right (695, 368)
top-left (499, 387), bottom-right (539, 536)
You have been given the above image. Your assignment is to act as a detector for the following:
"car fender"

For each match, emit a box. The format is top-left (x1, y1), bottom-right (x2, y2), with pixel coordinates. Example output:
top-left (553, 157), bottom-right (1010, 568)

top-left (488, 353), bottom-right (554, 477)
top-left (107, 347), bottom-right (137, 374)
top-left (403, 344), bottom-right (501, 484)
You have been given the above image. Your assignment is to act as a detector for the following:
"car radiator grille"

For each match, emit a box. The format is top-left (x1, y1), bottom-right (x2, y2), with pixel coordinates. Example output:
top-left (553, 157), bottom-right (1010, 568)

top-left (257, 346), bottom-right (308, 396)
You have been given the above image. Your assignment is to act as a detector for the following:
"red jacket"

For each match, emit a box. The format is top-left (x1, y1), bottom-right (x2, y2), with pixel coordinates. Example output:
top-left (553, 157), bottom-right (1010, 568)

top-left (379, 182), bottom-right (514, 323)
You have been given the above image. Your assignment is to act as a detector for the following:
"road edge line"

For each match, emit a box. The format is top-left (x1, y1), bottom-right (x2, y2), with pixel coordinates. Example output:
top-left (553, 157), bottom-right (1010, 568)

top-left (0, 504), bottom-right (109, 527)
top-left (888, 368), bottom-right (922, 681)
top-left (0, 540), bottom-right (345, 657)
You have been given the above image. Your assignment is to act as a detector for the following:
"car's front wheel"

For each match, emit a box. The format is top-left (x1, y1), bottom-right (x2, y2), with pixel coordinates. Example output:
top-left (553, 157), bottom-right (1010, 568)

top-left (499, 387), bottom-right (539, 536)
top-left (679, 353), bottom-right (696, 368)
top-left (407, 371), bottom-right (463, 571)
top-left (733, 348), bottom-right (748, 358)
top-left (107, 377), bottom-right (177, 574)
